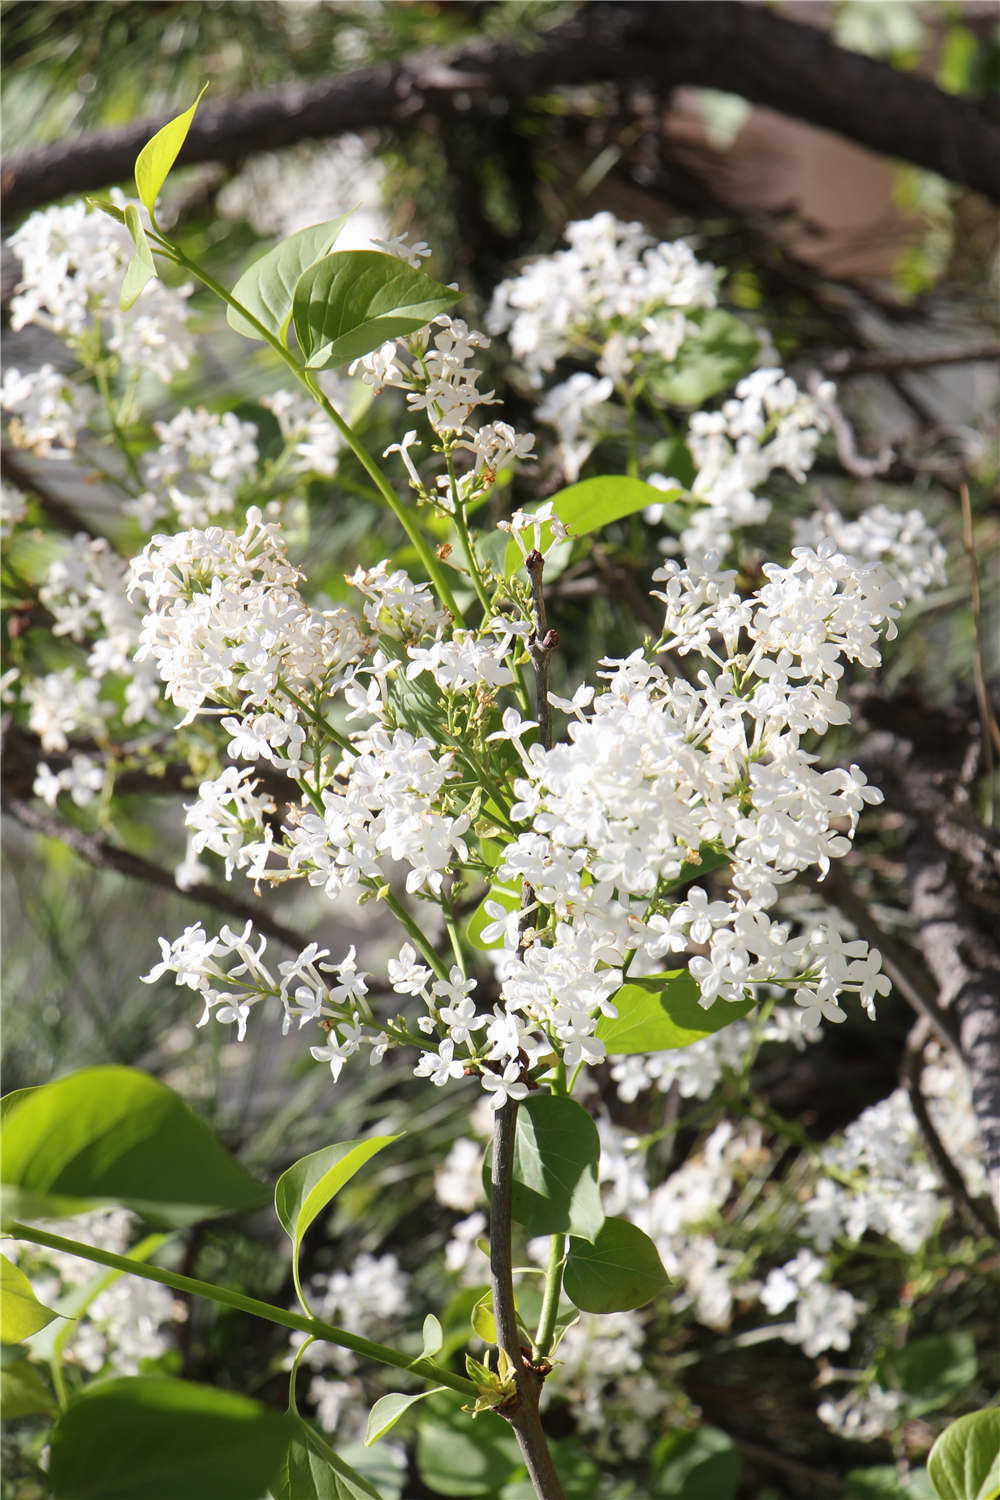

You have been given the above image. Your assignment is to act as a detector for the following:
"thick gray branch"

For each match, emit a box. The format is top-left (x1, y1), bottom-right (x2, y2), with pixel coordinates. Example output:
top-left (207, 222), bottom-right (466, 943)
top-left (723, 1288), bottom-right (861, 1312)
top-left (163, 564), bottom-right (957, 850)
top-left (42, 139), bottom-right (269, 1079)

top-left (4, 2), bottom-right (999, 219)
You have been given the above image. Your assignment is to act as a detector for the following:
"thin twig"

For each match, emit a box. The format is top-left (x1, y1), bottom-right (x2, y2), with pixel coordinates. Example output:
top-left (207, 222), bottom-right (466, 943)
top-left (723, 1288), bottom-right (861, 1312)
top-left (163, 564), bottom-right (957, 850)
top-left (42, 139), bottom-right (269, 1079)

top-left (2, 793), bottom-right (308, 952)
top-left (825, 344), bottom-right (1000, 377)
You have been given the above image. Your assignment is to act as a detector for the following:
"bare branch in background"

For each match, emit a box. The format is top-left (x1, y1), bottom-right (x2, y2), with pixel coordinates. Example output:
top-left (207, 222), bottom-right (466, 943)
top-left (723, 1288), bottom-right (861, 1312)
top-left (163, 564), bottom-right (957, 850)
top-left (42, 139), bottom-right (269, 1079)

top-left (4, 2), bottom-right (999, 220)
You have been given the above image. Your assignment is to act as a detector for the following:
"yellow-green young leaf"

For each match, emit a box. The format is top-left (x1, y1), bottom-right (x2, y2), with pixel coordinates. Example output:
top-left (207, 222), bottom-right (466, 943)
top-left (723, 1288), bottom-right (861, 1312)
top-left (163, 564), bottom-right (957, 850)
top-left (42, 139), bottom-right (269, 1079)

top-left (228, 216), bottom-right (353, 344)
top-left (596, 971), bottom-right (754, 1055)
top-left (0, 1256), bottom-right (60, 1342)
top-left (86, 196), bottom-right (127, 225)
top-left (134, 83), bottom-right (209, 220)
top-left (120, 205), bottom-right (157, 311)
top-left (502, 475), bottom-right (683, 578)
top-left (420, 1313), bottom-right (443, 1359)
top-left (365, 1389), bottom-right (443, 1447)
top-left (274, 1136), bottom-right (401, 1307)
top-left (470, 1292), bottom-right (497, 1345)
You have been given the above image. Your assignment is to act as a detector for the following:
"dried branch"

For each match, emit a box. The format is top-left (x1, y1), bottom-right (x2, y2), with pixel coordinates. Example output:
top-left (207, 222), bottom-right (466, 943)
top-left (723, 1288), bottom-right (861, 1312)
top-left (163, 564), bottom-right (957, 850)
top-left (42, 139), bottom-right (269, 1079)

top-left (2, 792), bottom-right (308, 953)
top-left (825, 344), bottom-right (1000, 378)
top-left (904, 1017), bottom-right (999, 1240)
top-left (4, 2), bottom-right (1000, 220)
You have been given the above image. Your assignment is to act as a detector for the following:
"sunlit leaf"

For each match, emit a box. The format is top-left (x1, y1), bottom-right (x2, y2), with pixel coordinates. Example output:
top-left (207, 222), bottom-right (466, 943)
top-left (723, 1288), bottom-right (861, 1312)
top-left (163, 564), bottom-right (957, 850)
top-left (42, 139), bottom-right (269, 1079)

top-left (292, 251), bottom-right (459, 370)
top-left (228, 216), bottom-right (353, 344)
top-left (134, 84), bottom-right (209, 219)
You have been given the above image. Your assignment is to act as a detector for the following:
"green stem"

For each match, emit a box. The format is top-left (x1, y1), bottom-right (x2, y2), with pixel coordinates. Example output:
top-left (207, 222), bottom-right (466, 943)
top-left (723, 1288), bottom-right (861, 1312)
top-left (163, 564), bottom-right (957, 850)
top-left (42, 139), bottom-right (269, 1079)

top-left (156, 240), bottom-right (464, 624)
top-left (380, 889), bottom-right (451, 982)
top-left (532, 1233), bottom-right (566, 1361)
top-left (7, 1222), bottom-right (476, 1398)
top-left (452, 490), bottom-right (492, 620)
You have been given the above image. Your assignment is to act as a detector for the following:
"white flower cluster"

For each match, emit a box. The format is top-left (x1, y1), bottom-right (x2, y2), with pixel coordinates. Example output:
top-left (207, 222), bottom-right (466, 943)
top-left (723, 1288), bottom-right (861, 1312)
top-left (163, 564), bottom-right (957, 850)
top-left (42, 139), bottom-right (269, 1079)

top-left (8, 197), bottom-right (194, 381)
top-left (217, 134), bottom-right (390, 246)
top-left (793, 502), bottom-right (947, 605)
top-left (681, 366), bottom-right (834, 554)
top-left (128, 507), bottom-right (364, 731)
top-left (487, 211), bottom-right (718, 380)
top-left (0, 363), bottom-right (99, 460)
top-left (352, 315), bottom-right (535, 512)
top-left (137, 407), bottom-right (260, 530)
top-left (6, 1210), bottom-right (182, 1374)
top-left (287, 1250), bottom-right (409, 1439)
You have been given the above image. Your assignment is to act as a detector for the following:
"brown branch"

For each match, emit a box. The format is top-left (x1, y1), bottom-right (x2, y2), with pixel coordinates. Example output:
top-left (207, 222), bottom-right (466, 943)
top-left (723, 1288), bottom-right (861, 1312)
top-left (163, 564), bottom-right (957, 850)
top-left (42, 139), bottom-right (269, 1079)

top-left (906, 822), bottom-right (1000, 1223)
top-left (4, 2), bottom-right (1000, 220)
top-left (2, 792), bottom-right (308, 953)
top-left (903, 1017), bottom-right (1000, 1241)
top-left (825, 344), bottom-right (1000, 378)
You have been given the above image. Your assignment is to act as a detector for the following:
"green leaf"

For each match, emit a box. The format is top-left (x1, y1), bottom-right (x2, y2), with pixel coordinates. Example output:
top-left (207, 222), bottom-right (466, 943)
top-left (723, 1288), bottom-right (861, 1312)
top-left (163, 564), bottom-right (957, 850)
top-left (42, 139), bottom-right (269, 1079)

top-left (48, 1375), bottom-right (293, 1500)
top-left (597, 971), bottom-right (754, 1055)
top-left (416, 1405), bottom-right (522, 1497)
top-left (651, 1425), bottom-right (741, 1500)
top-left (1, 1350), bottom-right (57, 1419)
top-left (846, 1466), bottom-right (936, 1499)
top-left (470, 1291), bottom-right (497, 1345)
top-left (228, 217), bottom-right (353, 344)
top-left (275, 1136), bottom-right (400, 1315)
top-left (484, 1094), bottom-right (604, 1242)
top-left (365, 1389), bottom-right (442, 1447)
top-left (1, 1255), bottom-right (60, 1342)
top-left (563, 1217), bottom-right (668, 1313)
top-left (928, 1409), bottom-right (1000, 1500)
top-left (420, 1313), bottom-right (443, 1359)
top-left (120, 204), bottom-right (157, 310)
top-left (291, 251), bottom-right (459, 370)
top-left (134, 84), bottom-right (209, 219)
top-left (648, 307), bottom-right (760, 408)
top-left (85, 196), bottom-right (127, 225)
top-left (271, 1418), bottom-right (387, 1500)
top-left (275, 1136), bottom-right (399, 1248)
top-left (879, 1333), bottom-right (977, 1418)
top-left (503, 474), bottom-right (682, 577)
top-left (1, 1065), bottom-right (267, 1228)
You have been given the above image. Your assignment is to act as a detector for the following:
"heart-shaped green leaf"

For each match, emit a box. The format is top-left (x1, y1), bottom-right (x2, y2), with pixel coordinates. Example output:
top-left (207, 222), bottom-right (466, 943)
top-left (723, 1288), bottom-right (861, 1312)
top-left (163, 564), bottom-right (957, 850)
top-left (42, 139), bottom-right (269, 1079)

top-left (484, 1094), bottom-right (604, 1242)
top-left (271, 1416), bottom-right (387, 1500)
top-left (1, 1066), bottom-right (267, 1228)
top-left (48, 1375), bottom-right (293, 1500)
top-left (292, 251), bottom-right (459, 370)
top-left (227, 216), bottom-right (353, 344)
top-left (563, 1217), bottom-right (668, 1313)
top-left (928, 1408), bottom-right (1000, 1500)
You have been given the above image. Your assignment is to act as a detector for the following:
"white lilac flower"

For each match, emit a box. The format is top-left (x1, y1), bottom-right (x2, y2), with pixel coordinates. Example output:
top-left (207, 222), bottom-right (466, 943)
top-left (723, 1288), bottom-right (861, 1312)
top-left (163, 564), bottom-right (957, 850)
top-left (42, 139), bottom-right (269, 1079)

top-left (9, 197), bottom-right (195, 379)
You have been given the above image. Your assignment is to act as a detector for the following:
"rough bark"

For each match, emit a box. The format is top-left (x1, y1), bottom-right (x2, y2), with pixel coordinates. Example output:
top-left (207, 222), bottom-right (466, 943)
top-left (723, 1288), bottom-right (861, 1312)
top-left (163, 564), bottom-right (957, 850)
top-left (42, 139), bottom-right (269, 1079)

top-left (4, 2), bottom-right (999, 220)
